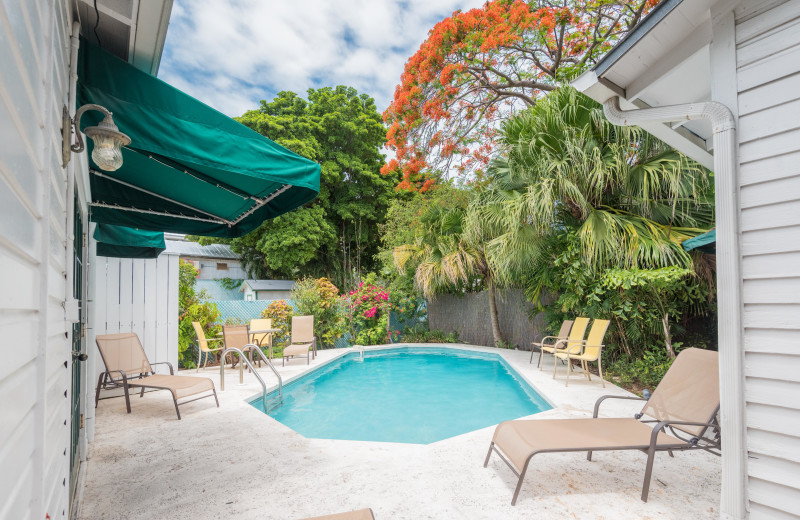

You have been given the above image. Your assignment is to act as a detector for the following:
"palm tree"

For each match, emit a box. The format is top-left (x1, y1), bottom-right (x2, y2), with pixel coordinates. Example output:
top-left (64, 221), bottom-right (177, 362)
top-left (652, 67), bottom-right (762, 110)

top-left (394, 204), bottom-right (506, 348)
top-left (476, 86), bottom-right (714, 294)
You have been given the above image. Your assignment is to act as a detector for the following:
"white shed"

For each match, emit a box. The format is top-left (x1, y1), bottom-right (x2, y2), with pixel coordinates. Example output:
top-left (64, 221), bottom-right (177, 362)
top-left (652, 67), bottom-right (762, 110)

top-left (240, 279), bottom-right (296, 301)
top-left (573, 0), bottom-right (800, 517)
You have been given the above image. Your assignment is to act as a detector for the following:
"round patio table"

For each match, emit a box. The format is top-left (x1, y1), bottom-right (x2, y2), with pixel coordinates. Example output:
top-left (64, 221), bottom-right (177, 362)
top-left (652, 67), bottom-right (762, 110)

top-left (249, 328), bottom-right (280, 361)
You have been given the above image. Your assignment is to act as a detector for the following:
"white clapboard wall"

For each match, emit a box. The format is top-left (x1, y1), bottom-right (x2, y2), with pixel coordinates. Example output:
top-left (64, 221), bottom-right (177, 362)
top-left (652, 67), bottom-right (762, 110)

top-left (85, 231), bottom-right (179, 438)
top-left (734, 0), bottom-right (800, 517)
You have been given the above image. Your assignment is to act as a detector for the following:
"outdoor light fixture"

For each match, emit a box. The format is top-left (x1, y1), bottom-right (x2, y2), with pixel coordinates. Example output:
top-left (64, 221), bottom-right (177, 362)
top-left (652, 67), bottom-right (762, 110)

top-left (62, 103), bottom-right (131, 171)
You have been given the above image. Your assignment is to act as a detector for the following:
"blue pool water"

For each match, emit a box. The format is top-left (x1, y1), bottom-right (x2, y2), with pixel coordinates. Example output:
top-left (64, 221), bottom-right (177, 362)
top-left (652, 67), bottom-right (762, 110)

top-left (250, 347), bottom-right (551, 444)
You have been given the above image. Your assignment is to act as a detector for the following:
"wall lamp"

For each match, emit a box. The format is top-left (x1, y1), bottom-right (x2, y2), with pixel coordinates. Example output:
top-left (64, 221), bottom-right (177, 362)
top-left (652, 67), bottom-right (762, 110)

top-left (62, 104), bottom-right (131, 171)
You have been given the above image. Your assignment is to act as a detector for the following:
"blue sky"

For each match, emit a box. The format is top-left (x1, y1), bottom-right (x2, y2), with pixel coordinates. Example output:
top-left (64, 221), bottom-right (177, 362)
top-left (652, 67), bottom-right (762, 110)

top-left (158, 0), bottom-right (485, 117)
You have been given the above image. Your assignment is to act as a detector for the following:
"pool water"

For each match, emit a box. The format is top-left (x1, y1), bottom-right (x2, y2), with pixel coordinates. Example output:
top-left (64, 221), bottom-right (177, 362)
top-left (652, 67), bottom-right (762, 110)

top-left (250, 347), bottom-right (551, 444)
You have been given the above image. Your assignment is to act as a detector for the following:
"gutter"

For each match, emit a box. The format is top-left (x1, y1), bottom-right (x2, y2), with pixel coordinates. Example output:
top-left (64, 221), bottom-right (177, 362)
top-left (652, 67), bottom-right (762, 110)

top-left (603, 97), bottom-right (747, 520)
top-left (65, 20), bottom-right (81, 324)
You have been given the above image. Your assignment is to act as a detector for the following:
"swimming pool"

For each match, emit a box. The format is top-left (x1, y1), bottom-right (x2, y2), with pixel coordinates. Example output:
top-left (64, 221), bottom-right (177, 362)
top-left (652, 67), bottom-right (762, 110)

top-left (250, 347), bottom-right (551, 444)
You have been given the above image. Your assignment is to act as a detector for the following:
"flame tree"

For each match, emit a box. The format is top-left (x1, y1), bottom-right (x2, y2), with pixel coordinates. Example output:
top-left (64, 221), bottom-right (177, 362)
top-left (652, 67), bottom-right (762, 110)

top-left (382, 0), bottom-right (656, 191)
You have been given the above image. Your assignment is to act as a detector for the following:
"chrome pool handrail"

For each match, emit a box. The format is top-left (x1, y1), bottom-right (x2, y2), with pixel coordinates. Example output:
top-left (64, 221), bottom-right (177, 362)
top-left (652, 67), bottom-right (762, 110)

top-left (248, 343), bottom-right (282, 399)
top-left (219, 347), bottom-right (268, 408)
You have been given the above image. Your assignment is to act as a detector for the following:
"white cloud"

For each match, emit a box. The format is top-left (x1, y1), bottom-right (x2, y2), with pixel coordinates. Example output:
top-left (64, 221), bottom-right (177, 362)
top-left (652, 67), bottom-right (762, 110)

top-left (158, 0), bottom-right (485, 116)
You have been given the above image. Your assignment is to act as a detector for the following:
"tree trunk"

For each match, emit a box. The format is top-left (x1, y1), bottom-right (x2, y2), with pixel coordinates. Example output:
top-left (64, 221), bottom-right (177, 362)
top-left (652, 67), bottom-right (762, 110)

top-left (486, 278), bottom-right (504, 348)
top-left (662, 313), bottom-right (675, 359)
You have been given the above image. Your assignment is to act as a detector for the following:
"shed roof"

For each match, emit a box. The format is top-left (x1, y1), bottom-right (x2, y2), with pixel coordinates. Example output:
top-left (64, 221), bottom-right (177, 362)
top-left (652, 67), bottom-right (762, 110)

top-left (164, 239), bottom-right (238, 260)
top-left (240, 279), bottom-right (296, 292)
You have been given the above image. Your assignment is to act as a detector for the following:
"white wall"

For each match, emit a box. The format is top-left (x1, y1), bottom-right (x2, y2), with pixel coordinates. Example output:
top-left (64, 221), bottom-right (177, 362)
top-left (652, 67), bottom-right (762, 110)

top-left (0, 1), bottom-right (80, 518)
top-left (86, 245), bottom-right (179, 421)
top-left (183, 256), bottom-right (245, 280)
top-left (734, 1), bottom-right (800, 517)
top-left (256, 290), bottom-right (292, 301)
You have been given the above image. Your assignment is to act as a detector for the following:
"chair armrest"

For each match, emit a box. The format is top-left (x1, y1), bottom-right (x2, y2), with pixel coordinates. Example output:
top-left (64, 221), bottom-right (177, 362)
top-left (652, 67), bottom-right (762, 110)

top-left (593, 395), bottom-right (648, 418)
top-left (150, 361), bottom-right (175, 375)
top-left (533, 336), bottom-right (565, 346)
top-left (650, 420), bottom-right (720, 448)
top-left (205, 337), bottom-right (223, 342)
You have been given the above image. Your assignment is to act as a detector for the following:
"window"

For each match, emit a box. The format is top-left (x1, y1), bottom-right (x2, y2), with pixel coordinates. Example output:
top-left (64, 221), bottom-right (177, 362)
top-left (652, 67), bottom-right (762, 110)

top-left (245, 293), bottom-right (254, 301)
top-left (216, 262), bottom-right (228, 270)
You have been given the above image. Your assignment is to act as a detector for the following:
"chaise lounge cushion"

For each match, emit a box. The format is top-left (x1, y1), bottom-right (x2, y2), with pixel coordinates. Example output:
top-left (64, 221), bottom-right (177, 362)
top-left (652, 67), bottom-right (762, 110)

top-left (125, 374), bottom-right (215, 400)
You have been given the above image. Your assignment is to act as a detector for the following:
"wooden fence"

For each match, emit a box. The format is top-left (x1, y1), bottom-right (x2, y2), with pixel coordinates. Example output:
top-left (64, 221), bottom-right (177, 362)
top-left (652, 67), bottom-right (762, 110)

top-left (427, 289), bottom-right (548, 349)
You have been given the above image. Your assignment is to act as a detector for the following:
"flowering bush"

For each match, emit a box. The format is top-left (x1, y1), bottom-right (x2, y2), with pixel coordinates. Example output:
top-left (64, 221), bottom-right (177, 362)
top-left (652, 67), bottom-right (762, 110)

top-left (291, 277), bottom-right (346, 347)
top-left (344, 274), bottom-right (393, 345)
top-left (261, 300), bottom-right (293, 345)
top-left (178, 260), bottom-right (220, 368)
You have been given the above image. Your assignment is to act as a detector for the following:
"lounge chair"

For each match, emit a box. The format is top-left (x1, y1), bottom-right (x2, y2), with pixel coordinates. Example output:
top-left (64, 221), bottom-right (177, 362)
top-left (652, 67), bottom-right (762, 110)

top-left (283, 315), bottom-right (316, 366)
top-left (193, 321), bottom-right (225, 372)
top-left (298, 508), bottom-right (375, 520)
top-left (249, 318), bottom-right (274, 363)
top-left (530, 319), bottom-right (573, 365)
top-left (554, 318), bottom-right (611, 387)
top-left (484, 347), bottom-right (720, 505)
top-left (95, 332), bottom-right (218, 420)
top-left (536, 317), bottom-right (590, 371)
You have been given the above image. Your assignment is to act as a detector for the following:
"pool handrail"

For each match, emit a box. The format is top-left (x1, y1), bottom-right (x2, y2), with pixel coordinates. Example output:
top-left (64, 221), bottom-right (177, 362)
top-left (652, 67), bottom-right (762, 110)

top-left (220, 346), bottom-right (280, 409)
top-left (248, 343), bottom-right (282, 399)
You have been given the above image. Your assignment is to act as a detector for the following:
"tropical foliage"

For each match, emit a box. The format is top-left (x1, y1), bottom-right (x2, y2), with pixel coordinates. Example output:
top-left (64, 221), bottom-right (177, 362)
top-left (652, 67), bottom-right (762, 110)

top-left (178, 260), bottom-right (220, 368)
top-left (382, 0), bottom-right (656, 190)
top-left (343, 274), bottom-right (395, 345)
top-left (261, 300), bottom-right (294, 346)
top-left (290, 277), bottom-right (346, 348)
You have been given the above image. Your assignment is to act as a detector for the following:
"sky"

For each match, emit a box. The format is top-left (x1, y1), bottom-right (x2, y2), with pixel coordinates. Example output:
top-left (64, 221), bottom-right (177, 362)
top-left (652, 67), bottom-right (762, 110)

top-left (158, 0), bottom-right (486, 118)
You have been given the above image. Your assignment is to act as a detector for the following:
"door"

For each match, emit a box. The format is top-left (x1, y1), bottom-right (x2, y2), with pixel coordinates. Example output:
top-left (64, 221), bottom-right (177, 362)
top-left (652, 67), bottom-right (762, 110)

top-left (69, 194), bottom-right (85, 512)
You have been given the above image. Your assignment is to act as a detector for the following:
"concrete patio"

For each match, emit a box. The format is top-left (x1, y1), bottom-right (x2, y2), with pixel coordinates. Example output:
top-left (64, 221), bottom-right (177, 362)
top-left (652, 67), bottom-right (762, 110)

top-left (77, 345), bottom-right (720, 520)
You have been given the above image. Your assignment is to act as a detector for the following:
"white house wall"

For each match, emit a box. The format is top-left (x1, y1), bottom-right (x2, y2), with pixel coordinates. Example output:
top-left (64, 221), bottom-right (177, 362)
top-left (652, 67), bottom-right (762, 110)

top-left (86, 246), bottom-right (179, 425)
top-left (0, 0), bottom-right (81, 518)
top-left (734, 1), bottom-right (800, 517)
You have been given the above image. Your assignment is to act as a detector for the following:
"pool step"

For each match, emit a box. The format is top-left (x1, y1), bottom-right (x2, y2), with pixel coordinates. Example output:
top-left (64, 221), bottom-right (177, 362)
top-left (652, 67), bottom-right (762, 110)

top-left (264, 396), bottom-right (284, 413)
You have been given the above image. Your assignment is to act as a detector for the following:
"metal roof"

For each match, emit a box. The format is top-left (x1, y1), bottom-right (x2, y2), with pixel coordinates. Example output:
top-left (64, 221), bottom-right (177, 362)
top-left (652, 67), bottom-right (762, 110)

top-left (240, 280), bottom-right (296, 291)
top-left (164, 239), bottom-right (238, 259)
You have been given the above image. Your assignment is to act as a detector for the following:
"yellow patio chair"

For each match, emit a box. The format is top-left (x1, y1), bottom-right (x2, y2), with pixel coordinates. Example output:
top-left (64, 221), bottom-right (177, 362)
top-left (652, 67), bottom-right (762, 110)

top-left (538, 317), bottom-right (589, 372)
top-left (554, 318), bottom-right (611, 387)
top-left (193, 321), bottom-right (224, 372)
top-left (249, 318), bottom-right (273, 364)
top-left (531, 319), bottom-right (573, 366)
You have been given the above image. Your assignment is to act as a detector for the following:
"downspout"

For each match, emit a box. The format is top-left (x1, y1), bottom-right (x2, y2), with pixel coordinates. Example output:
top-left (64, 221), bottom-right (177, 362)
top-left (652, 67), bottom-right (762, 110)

top-left (604, 97), bottom-right (746, 519)
top-left (66, 20), bottom-right (81, 320)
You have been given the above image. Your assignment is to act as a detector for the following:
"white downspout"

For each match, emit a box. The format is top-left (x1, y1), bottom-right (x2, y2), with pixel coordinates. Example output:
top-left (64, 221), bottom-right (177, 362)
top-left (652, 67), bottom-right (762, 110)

top-left (604, 97), bottom-right (747, 520)
top-left (65, 20), bottom-right (81, 321)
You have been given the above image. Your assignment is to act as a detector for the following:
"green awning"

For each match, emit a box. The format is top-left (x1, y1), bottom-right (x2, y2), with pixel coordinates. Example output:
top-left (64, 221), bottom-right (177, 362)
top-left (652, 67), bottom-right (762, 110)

top-left (682, 229), bottom-right (716, 253)
top-left (94, 224), bottom-right (165, 259)
top-left (77, 38), bottom-right (320, 238)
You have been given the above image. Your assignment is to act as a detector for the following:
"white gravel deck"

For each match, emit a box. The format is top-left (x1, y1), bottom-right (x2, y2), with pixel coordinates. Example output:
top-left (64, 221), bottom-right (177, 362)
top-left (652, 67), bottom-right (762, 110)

top-left (78, 344), bottom-right (720, 520)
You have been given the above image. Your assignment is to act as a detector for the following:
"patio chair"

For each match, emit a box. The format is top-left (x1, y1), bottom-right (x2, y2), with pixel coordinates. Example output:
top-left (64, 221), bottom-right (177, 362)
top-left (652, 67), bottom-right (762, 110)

top-left (298, 508), bottom-right (375, 520)
top-left (283, 315), bottom-right (317, 366)
top-left (222, 325), bottom-right (260, 368)
top-left (484, 347), bottom-right (720, 505)
top-left (95, 332), bottom-right (218, 420)
top-left (536, 317), bottom-right (589, 371)
top-left (553, 318), bottom-right (611, 387)
top-left (249, 318), bottom-right (274, 363)
top-left (193, 321), bottom-right (224, 372)
top-left (530, 319), bottom-right (573, 366)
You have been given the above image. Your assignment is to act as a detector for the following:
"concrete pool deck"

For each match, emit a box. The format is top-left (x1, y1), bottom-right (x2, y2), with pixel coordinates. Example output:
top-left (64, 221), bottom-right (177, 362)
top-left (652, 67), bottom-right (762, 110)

top-left (78, 344), bottom-right (721, 520)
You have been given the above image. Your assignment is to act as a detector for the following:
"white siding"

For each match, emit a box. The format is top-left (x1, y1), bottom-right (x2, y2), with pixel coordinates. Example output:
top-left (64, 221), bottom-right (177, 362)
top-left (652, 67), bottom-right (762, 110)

top-left (86, 249), bottom-right (179, 408)
top-left (735, 1), bottom-right (800, 517)
top-left (0, 0), bottom-right (77, 518)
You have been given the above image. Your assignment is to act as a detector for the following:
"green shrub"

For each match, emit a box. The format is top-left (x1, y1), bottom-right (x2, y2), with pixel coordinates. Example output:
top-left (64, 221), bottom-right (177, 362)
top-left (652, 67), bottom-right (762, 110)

top-left (290, 277), bottom-right (346, 348)
top-left (261, 300), bottom-right (293, 346)
top-left (344, 274), bottom-right (392, 345)
top-left (401, 325), bottom-right (460, 343)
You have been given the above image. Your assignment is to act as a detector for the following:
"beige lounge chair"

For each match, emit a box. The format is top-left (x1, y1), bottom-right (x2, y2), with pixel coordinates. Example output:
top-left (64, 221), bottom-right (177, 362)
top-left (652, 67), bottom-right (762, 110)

top-left (554, 318), bottom-right (611, 387)
top-left (484, 347), bottom-right (720, 505)
top-left (193, 321), bottom-right (224, 372)
top-left (530, 319), bottom-right (573, 366)
top-left (95, 332), bottom-right (218, 420)
top-left (298, 508), bottom-right (375, 520)
top-left (537, 317), bottom-right (589, 371)
top-left (283, 315), bottom-right (316, 366)
top-left (249, 318), bottom-right (274, 362)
